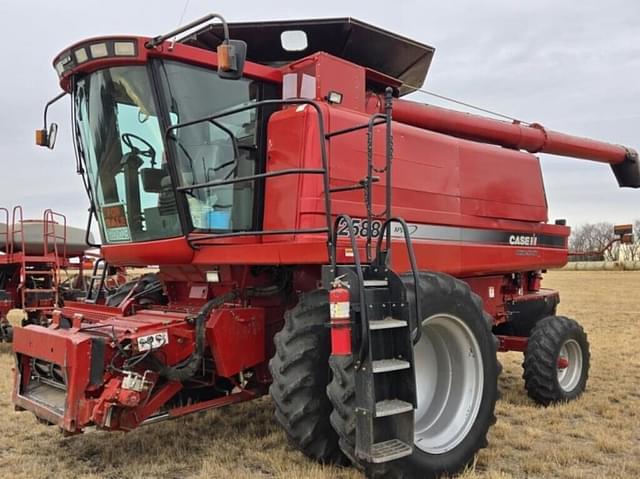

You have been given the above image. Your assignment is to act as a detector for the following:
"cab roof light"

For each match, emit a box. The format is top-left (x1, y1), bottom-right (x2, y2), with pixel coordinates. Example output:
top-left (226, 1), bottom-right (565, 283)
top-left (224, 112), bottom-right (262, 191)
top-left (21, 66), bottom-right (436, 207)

top-left (53, 39), bottom-right (139, 78)
top-left (89, 43), bottom-right (108, 58)
top-left (54, 54), bottom-right (73, 76)
top-left (114, 41), bottom-right (136, 56)
top-left (54, 61), bottom-right (65, 76)
top-left (74, 47), bottom-right (89, 64)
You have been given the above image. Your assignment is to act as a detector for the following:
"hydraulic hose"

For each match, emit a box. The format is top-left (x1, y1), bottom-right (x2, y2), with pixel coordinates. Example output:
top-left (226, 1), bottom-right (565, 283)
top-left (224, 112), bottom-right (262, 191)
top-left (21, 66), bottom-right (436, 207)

top-left (153, 290), bottom-right (237, 381)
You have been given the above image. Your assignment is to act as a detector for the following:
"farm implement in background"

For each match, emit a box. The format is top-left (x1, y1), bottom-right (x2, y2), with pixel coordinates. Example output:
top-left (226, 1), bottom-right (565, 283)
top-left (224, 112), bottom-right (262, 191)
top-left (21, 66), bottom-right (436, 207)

top-left (0, 206), bottom-right (91, 342)
top-left (568, 223), bottom-right (634, 262)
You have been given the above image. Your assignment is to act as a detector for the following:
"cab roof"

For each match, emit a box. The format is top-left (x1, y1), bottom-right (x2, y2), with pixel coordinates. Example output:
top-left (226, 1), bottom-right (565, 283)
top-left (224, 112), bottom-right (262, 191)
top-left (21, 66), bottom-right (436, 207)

top-left (180, 17), bottom-right (435, 96)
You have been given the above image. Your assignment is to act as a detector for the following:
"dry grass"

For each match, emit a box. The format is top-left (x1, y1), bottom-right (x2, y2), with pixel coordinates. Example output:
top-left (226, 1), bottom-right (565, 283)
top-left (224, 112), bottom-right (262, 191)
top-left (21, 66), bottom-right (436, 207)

top-left (0, 271), bottom-right (639, 478)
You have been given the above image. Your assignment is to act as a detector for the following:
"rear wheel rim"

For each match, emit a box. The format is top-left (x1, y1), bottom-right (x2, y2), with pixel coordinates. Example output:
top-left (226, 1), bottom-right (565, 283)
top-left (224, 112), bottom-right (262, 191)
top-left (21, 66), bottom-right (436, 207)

top-left (557, 339), bottom-right (583, 392)
top-left (413, 314), bottom-right (484, 454)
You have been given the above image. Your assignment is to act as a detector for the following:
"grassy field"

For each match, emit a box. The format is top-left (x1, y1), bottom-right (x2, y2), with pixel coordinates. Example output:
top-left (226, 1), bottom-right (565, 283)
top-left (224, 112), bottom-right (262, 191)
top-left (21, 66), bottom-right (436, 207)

top-left (0, 271), bottom-right (638, 478)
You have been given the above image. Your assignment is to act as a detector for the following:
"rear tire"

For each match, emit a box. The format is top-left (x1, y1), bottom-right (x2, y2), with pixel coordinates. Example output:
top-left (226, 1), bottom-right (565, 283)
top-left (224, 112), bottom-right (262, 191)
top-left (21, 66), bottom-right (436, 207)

top-left (269, 290), bottom-right (347, 464)
top-left (327, 272), bottom-right (500, 478)
top-left (523, 315), bottom-right (590, 406)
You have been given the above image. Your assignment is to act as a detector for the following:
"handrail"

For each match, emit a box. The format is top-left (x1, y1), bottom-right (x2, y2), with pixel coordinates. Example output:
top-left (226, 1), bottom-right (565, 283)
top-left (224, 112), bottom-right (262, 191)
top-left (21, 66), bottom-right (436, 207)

top-left (190, 227), bottom-right (329, 245)
top-left (176, 168), bottom-right (326, 192)
top-left (43, 209), bottom-right (68, 259)
top-left (165, 91), bottom-right (400, 282)
top-left (11, 206), bottom-right (25, 308)
top-left (44, 209), bottom-right (67, 308)
top-left (365, 112), bottom-right (388, 261)
top-left (330, 214), bottom-right (369, 366)
top-left (165, 98), bottom-right (334, 263)
top-left (10, 206), bottom-right (25, 257)
top-left (375, 217), bottom-right (422, 343)
top-left (0, 208), bottom-right (8, 257)
top-left (383, 89), bottom-right (394, 250)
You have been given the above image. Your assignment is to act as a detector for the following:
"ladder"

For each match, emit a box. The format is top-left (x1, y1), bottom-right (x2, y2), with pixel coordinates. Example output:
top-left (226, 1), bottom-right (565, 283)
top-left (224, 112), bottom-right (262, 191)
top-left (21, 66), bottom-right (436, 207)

top-left (42, 209), bottom-right (67, 309)
top-left (355, 266), bottom-right (415, 462)
top-left (323, 88), bottom-right (423, 464)
top-left (325, 221), bottom-right (420, 463)
top-left (84, 257), bottom-right (109, 304)
top-left (12, 208), bottom-right (66, 313)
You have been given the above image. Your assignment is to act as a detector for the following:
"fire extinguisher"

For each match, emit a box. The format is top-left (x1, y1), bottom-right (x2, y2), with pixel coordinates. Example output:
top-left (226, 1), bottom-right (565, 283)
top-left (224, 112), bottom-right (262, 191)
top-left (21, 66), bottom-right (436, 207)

top-left (329, 277), bottom-right (352, 356)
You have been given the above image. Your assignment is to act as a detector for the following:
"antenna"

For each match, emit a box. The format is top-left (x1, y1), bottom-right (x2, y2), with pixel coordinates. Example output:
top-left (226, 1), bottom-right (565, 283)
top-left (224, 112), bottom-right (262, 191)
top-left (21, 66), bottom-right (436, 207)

top-left (170, 0), bottom-right (192, 51)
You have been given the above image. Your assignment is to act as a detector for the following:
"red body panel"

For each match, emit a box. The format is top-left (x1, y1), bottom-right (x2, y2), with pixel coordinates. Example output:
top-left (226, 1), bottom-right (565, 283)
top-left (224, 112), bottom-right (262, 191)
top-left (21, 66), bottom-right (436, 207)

top-left (206, 307), bottom-right (265, 377)
top-left (13, 325), bottom-right (95, 430)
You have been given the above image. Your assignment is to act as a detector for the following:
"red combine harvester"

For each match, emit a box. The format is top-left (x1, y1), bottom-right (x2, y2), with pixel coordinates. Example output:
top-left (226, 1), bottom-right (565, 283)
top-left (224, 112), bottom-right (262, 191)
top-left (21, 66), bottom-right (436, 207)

top-left (0, 207), bottom-right (89, 341)
top-left (15, 15), bottom-right (640, 478)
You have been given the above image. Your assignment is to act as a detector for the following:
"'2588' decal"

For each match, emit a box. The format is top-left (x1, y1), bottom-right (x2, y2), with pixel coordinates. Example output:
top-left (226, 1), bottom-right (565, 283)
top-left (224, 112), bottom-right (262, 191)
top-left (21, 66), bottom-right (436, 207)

top-left (336, 218), bottom-right (385, 238)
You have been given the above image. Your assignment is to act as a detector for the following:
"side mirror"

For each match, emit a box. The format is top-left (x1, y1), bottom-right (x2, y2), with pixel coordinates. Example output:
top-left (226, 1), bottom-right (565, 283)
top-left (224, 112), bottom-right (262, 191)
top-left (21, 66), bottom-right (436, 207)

top-left (35, 123), bottom-right (59, 149)
top-left (217, 40), bottom-right (247, 80)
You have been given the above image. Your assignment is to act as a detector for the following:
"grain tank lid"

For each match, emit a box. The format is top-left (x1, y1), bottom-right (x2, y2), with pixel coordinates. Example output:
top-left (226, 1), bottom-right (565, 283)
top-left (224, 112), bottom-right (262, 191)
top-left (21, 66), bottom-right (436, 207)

top-left (180, 17), bottom-right (435, 96)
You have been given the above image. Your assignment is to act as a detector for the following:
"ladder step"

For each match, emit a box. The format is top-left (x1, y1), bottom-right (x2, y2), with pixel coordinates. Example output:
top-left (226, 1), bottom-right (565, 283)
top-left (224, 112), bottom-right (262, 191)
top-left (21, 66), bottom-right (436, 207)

top-left (372, 358), bottom-right (410, 373)
top-left (24, 288), bottom-right (57, 293)
top-left (369, 317), bottom-right (408, 330)
top-left (25, 270), bottom-right (54, 275)
top-left (375, 399), bottom-right (413, 417)
top-left (369, 439), bottom-right (413, 463)
top-left (363, 279), bottom-right (388, 287)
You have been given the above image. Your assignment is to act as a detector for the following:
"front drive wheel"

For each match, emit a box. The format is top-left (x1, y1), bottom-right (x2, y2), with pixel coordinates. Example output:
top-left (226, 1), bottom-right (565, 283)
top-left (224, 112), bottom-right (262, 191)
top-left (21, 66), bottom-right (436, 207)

top-left (328, 272), bottom-right (500, 478)
top-left (523, 315), bottom-right (590, 406)
top-left (268, 290), bottom-right (346, 464)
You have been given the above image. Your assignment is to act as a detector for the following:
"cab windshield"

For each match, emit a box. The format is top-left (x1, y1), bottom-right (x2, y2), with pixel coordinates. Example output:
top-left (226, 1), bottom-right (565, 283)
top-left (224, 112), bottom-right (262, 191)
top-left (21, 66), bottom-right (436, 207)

top-left (74, 61), bottom-right (266, 244)
top-left (75, 65), bottom-right (180, 243)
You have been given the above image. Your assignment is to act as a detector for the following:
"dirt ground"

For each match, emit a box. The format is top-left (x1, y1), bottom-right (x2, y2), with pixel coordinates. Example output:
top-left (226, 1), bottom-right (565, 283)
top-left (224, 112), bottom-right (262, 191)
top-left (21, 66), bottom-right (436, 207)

top-left (0, 270), bottom-right (638, 478)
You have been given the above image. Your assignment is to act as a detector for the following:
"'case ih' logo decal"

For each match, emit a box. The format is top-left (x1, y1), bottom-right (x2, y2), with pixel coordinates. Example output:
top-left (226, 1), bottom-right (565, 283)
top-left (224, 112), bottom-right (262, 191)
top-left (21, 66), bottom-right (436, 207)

top-left (508, 234), bottom-right (538, 246)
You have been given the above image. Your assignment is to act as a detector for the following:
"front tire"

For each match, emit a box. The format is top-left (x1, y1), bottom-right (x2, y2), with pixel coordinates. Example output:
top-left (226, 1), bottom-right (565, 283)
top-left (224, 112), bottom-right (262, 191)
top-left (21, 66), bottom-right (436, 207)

top-left (328, 272), bottom-right (500, 478)
top-left (523, 315), bottom-right (590, 406)
top-left (268, 290), bottom-right (346, 464)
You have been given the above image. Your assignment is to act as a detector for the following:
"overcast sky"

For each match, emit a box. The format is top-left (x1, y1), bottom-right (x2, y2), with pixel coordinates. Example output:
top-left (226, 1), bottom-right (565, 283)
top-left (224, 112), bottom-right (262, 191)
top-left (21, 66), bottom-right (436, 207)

top-left (0, 0), bottom-right (638, 230)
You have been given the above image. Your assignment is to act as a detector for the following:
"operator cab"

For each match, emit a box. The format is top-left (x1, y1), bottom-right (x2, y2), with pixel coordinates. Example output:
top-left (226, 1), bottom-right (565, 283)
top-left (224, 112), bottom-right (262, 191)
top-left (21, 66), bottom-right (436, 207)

top-left (73, 60), bottom-right (274, 242)
top-left (42, 15), bottom-right (282, 246)
top-left (38, 15), bottom-right (434, 247)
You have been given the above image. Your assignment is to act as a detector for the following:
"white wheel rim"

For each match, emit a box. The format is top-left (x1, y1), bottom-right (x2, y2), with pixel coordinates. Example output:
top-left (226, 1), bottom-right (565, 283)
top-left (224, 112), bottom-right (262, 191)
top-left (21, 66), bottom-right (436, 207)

top-left (557, 339), bottom-right (583, 392)
top-left (413, 314), bottom-right (484, 454)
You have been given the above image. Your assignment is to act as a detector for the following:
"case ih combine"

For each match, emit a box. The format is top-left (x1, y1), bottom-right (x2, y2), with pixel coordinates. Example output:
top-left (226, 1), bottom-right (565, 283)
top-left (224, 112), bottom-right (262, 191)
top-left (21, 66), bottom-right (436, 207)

top-left (14, 15), bottom-right (639, 478)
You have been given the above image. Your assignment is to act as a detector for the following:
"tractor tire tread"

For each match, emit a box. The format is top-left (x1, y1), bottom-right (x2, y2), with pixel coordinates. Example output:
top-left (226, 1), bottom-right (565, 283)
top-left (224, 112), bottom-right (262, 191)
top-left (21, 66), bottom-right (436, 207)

top-left (327, 271), bottom-right (500, 479)
top-left (522, 315), bottom-right (590, 406)
top-left (269, 290), bottom-right (347, 465)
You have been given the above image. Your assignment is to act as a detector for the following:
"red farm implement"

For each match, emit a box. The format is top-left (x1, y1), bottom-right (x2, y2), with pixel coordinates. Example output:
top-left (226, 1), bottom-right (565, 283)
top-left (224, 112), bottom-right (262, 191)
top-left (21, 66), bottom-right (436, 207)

top-left (14, 14), bottom-right (639, 478)
top-left (0, 207), bottom-right (86, 341)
